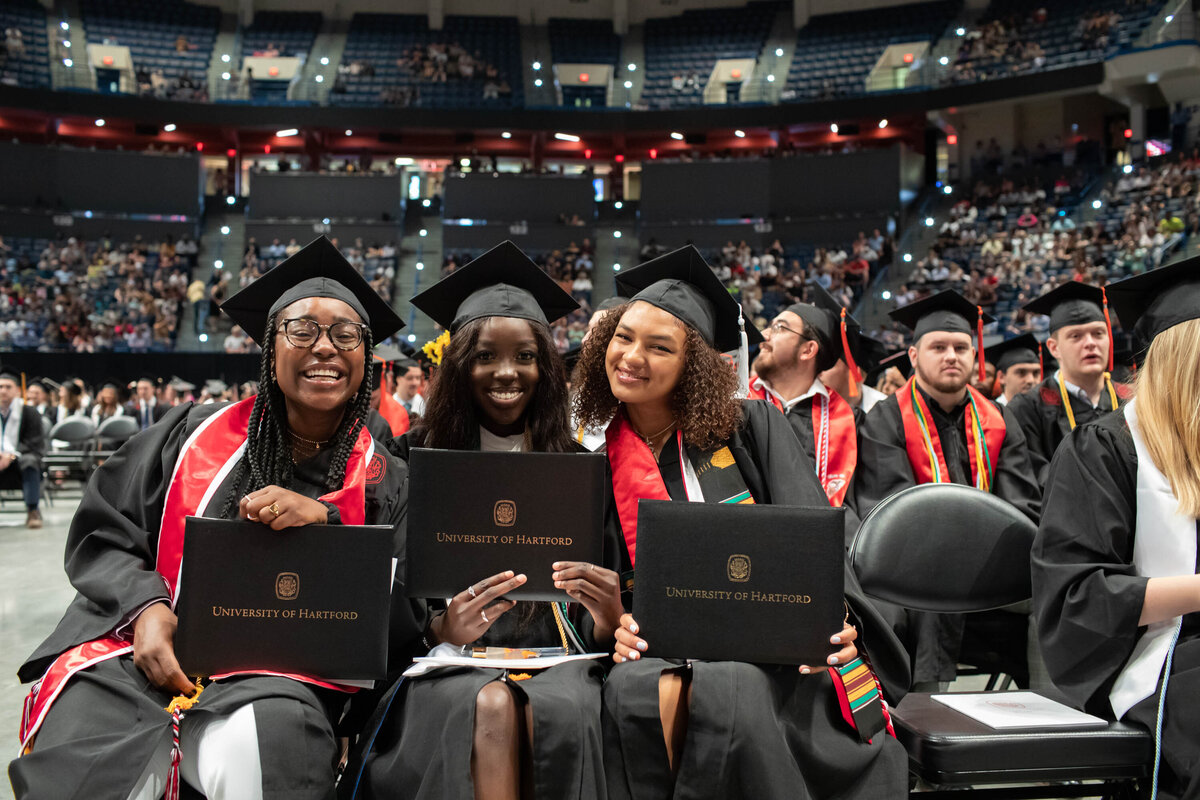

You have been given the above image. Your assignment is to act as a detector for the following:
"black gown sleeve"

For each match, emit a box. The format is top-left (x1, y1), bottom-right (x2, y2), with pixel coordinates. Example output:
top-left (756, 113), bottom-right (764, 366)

top-left (993, 404), bottom-right (1042, 524)
top-left (1005, 388), bottom-right (1051, 487)
top-left (19, 403), bottom-right (202, 682)
top-left (1031, 413), bottom-right (1146, 716)
top-left (849, 396), bottom-right (913, 521)
top-left (18, 405), bottom-right (46, 472)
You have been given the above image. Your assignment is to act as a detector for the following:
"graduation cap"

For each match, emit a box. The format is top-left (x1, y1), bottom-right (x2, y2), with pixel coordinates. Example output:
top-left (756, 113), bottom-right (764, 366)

top-left (562, 343), bottom-right (582, 373)
top-left (987, 333), bottom-right (1043, 374)
top-left (889, 290), bottom-right (994, 383)
top-left (594, 295), bottom-right (630, 313)
top-left (221, 236), bottom-right (404, 346)
top-left (1106, 255), bottom-right (1200, 348)
top-left (204, 379), bottom-right (229, 396)
top-left (168, 376), bottom-right (196, 393)
top-left (30, 377), bottom-right (58, 392)
top-left (615, 245), bottom-right (763, 352)
top-left (802, 284), bottom-right (866, 391)
top-left (0, 368), bottom-right (21, 384)
top-left (1022, 281), bottom-right (1114, 371)
top-left (410, 240), bottom-right (579, 333)
top-left (864, 349), bottom-right (913, 386)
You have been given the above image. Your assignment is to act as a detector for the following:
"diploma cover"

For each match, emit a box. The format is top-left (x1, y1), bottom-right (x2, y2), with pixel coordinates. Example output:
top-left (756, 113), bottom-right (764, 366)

top-left (406, 448), bottom-right (607, 601)
top-left (632, 501), bottom-right (845, 665)
top-left (175, 517), bottom-right (393, 680)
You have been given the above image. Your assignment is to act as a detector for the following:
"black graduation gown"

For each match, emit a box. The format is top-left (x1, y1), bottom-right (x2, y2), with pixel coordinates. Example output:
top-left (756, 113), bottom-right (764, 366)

top-left (8, 402), bottom-right (414, 800)
top-left (342, 431), bottom-right (621, 800)
top-left (1032, 410), bottom-right (1200, 800)
top-left (1006, 374), bottom-right (1128, 487)
top-left (1, 403), bottom-right (46, 474)
top-left (852, 388), bottom-right (1041, 685)
top-left (602, 399), bottom-right (910, 800)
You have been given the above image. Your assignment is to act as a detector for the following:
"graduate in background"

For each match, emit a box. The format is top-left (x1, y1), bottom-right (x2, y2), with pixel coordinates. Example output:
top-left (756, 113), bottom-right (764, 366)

top-left (1033, 257), bottom-right (1200, 800)
top-left (572, 245), bottom-right (910, 800)
top-left (9, 237), bottom-right (414, 800)
top-left (986, 333), bottom-right (1043, 407)
top-left (346, 241), bottom-right (621, 800)
top-left (853, 290), bottom-right (1040, 691)
top-left (1007, 282), bottom-right (1131, 486)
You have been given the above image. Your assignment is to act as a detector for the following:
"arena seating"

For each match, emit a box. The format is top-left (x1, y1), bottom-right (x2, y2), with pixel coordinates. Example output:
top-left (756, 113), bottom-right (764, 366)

top-left (240, 11), bottom-right (322, 104)
top-left (548, 17), bottom-right (621, 66)
top-left (81, 0), bottom-right (219, 87)
top-left (784, 0), bottom-right (959, 102)
top-left (333, 13), bottom-right (523, 109)
top-left (0, 0), bottom-right (51, 89)
top-left (640, 0), bottom-right (779, 109)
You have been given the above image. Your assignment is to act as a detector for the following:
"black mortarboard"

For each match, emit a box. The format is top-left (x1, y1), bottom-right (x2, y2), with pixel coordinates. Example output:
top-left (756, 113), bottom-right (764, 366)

top-left (168, 376), bottom-right (196, 392)
top-left (595, 295), bottom-right (629, 313)
top-left (1106, 256), bottom-right (1200, 346)
top-left (410, 240), bottom-right (579, 333)
top-left (616, 245), bottom-right (763, 352)
top-left (788, 283), bottom-right (861, 375)
top-left (563, 344), bottom-right (582, 373)
top-left (0, 369), bottom-right (20, 383)
top-left (889, 290), bottom-right (993, 382)
top-left (987, 333), bottom-right (1042, 373)
top-left (864, 349), bottom-right (913, 385)
top-left (29, 377), bottom-right (56, 392)
top-left (204, 379), bottom-right (229, 396)
top-left (372, 343), bottom-right (407, 364)
top-left (1022, 282), bottom-right (1106, 333)
top-left (221, 236), bottom-right (404, 345)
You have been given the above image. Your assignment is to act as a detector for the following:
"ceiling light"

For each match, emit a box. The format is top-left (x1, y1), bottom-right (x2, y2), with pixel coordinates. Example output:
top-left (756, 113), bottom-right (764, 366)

top-left (163, 123), bottom-right (176, 132)
top-left (627, 63), bottom-right (636, 71)
top-left (554, 133), bottom-right (580, 142)
top-left (221, 53), bottom-right (230, 63)
top-left (623, 80), bottom-right (632, 89)
top-left (94, 118), bottom-right (105, 127)
top-left (320, 56), bottom-right (329, 65)
top-left (775, 47), bottom-right (784, 57)
top-left (532, 61), bottom-right (541, 70)
top-left (670, 132), bottom-right (684, 140)
top-left (534, 78), bottom-right (543, 87)
top-left (501, 131), bottom-right (512, 139)
top-left (830, 123), bottom-right (839, 133)
top-left (275, 129), bottom-right (299, 137)
top-left (734, 129), bottom-right (746, 138)
top-left (878, 119), bottom-right (888, 129)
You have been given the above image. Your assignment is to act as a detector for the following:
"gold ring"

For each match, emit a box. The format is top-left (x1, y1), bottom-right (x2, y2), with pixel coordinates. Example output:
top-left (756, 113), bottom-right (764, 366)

top-left (268, 502), bottom-right (281, 518)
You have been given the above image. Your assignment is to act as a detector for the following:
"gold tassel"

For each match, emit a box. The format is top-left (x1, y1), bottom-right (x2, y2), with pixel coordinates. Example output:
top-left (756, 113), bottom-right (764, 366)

top-left (165, 678), bottom-right (205, 714)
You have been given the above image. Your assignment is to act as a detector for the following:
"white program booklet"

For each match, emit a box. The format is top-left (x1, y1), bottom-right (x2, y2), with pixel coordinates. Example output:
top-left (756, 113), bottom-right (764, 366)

top-left (403, 644), bottom-right (607, 678)
top-left (932, 692), bottom-right (1108, 729)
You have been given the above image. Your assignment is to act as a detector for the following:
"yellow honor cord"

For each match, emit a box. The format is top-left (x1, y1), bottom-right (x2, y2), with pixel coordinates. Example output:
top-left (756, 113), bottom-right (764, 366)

top-left (1057, 371), bottom-right (1120, 431)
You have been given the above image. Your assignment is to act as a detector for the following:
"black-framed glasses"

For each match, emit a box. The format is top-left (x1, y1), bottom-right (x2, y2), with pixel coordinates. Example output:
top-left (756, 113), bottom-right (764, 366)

top-left (766, 320), bottom-right (807, 339)
top-left (278, 318), bottom-right (367, 350)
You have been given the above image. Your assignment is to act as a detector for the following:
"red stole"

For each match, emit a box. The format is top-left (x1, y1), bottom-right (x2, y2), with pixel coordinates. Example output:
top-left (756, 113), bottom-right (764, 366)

top-left (748, 377), bottom-right (857, 506)
top-left (896, 377), bottom-right (1005, 491)
top-left (605, 409), bottom-right (671, 568)
top-left (20, 399), bottom-right (374, 752)
top-left (378, 389), bottom-right (411, 436)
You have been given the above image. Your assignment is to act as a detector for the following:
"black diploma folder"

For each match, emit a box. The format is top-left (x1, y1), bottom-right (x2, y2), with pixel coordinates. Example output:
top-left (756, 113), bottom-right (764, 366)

top-left (406, 448), bottom-right (606, 601)
top-left (175, 517), bottom-right (393, 681)
top-left (632, 500), bottom-right (845, 666)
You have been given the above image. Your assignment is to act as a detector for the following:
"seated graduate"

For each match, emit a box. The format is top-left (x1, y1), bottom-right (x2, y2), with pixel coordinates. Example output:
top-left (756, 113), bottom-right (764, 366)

top-left (1032, 257), bottom-right (1200, 800)
top-left (345, 241), bottom-right (622, 800)
top-left (9, 236), bottom-right (413, 800)
top-left (570, 245), bottom-right (910, 800)
top-left (0, 369), bottom-right (47, 528)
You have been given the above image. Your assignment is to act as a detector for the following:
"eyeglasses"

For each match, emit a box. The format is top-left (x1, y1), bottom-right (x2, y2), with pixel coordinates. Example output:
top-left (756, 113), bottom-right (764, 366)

top-left (277, 318), bottom-right (367, 350)
top-left (766, 320), bottom-right (806, 338)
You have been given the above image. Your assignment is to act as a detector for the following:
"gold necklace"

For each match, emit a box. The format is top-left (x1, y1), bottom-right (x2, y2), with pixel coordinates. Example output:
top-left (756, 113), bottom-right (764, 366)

top-left (633, 420), bottom-right (676, 449)
top-left (288, 430), bottom-right (332, 451)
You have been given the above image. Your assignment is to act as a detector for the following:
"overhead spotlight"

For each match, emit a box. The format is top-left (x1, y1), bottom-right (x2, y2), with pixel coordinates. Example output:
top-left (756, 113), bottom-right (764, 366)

top-left (199, 333), bottom-right (208, 343)
top-left (221, 72), bottom-right (231, 80)
top-left (670, 132), bottom-right (684, 140)
top-left (407, 334), bottom-right (417, 343)
top-left (94, 118), bottom-right (105, 127)
top-left (534, 79), bottom-right (543, 87)
top-left (315, 75), bottom-right (324, 83)
top-left (221, 53), bottom-right (230, 63)
top-left (613, 263), bottom-right (621, 272)
top-left (878, 119), bottom-right (888, 129)
top-left (275, 128), bottom-right (299, 137)
top-left (924, 217), bottom-right (935, 227)
top-left (225, 195), bottom-right (236, 205)
top-left (532, 61), bottom-right (541, 71)
top-left (939, 56), bottom-right (949, 66)
top-left (1166, 14), bottom-right (1175, 22)
top-left (882, 290), bottom-right (892, 300)
top-left (220, 225), bottom-right (231, 235)
top-left (614, 201), bottom-right (623, 209)
top-left (214, 260), bottom-right (223, 269)
top-left (767, 74), bottom-right (775, 82)
top-left (613, 231), bottom-right (622, 239)
top-left (956, 27), bottom-right (966, 36)
top-left (320, 57), bottom-right (329, 65)
top-left (830, 123), bottom-right (839, 133)
top-left (345, 129), bottom-right (352, 136)
top-left (623, 80), bottom-right (633, 89)
top-left (501, 131), bottom-right (512, 139)
top-left (775, 47), bottom-right (784, 57)
top-left (415, 261), bottom-right (424, 271)
top-left (734, 129), bottom-right (746, 138)
top-left (63, 58), bottom-right (73, 67)
top-left (1093, 199), bottom-right (1103, 209)
top-left (419, 229), bottom-right (428, 237)
top-left (627, 63), bottom-right (636, 71)
top-left (1123, 164), bottom-right (1134, 174)
top-left (60, 21), bottom-right (69, 30)
top-left (554, 133), bottom-right (580, 142)
top-left (942, 185), bottom-right (953, 195)
top-left (62, 40), bottom-right (70, 48)
top-left (460, 158), bottom-right (470, 167)
top-left (903, 253), bottom-right (913, 262)
top-left (163, 123), bottom-right (177, 132)
top-left (421, 199), bottom-right (431, 208)
top-left (322, 217), bottom-right (331, 225)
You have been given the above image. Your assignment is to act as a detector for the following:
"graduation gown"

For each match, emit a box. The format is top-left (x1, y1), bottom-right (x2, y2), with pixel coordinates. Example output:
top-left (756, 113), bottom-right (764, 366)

top-left (1006, 374), bottom-right (1130, 487)
top-left (0, 403), bottom-right (46, 474)
top-left (852, 387), bottom-right (1041, 685)
top-left (1032, 410), bottom-right (1200, 800)
top-left (603, 400), bottom-right (910, 800)
top-left (9, 402), bottom-right (414, 800)
top-left (342, 430), bottom-right (620, 800)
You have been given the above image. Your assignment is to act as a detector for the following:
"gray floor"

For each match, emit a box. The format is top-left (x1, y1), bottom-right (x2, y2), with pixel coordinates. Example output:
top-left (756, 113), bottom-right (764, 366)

top-left (1, 492), bottom-right (80, 800)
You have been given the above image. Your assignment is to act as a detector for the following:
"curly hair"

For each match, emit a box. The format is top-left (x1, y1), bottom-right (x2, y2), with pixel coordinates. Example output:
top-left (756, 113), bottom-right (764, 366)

top-left (571, 302), bottom-right (742, 450)
top-left (415, 316), bottom-right (575, 453)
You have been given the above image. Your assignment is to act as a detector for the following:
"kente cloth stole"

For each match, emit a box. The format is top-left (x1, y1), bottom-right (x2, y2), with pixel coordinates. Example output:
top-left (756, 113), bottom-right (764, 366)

top-left (605, 409), bottom-right (754, 569)
top-left (897, 377), bottom-right (1005, 491)
top-left (748, 380), bottom-right (856, 507)
top-left (829, 655), bottom-right (893, 742)
top-left (19, 398), bottom-right (374, 753)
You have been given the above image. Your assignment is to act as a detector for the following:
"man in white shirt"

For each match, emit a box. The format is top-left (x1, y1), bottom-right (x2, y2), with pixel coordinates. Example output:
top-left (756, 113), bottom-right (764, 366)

top-left (0, 371), bottom-right (46, 527)
top-left (392, 358), bottom-right (426, 418)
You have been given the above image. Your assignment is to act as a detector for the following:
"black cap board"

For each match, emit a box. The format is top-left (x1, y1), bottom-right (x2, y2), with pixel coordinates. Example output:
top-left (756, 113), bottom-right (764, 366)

top-left (781, 284), bottom-right (847, 374)
top-left (0, 369), bottom-right (20, 383)
top-left (987, 333), bottom-right (1042, 373)
top-left (849, 331), bottom-right (889, 375)
top-left (410, 240), bottom-right (580, 333)
top-left (864, 350), bottom-right (913, 384)
top-left (594, 295), bottom-right (630, 313)
top-left (616, 245), bottom-right (763, 353)
top-left (1022, 282), bottom-right (1106, 333)
top-left (1106, 256), bottom-right (1200, 346)
top-left (168, 376), bottom-right (196, 392)
top-left (221, 236), bottom-right (404, 345)
top-left (889, 290), bottom-right (993, 339)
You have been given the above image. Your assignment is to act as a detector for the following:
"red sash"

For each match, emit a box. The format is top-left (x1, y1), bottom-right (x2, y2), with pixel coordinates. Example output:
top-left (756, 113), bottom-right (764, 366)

top-left (20, 398), bottom-right (374, 751)
top-left (748, 378), bottom-right (857, 506)
top-left (896, 377), bottom-right (1005, 491)
top-left (605, 410), bottom-right (671, 568)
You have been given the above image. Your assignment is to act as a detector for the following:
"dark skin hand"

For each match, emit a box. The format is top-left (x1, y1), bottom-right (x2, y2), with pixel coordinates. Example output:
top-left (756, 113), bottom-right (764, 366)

top-left (552, 561), bottom-right (623, 645)
top-left (239, 485), bottom-right (329, 530)
top-left (430, 570), bottom-right (529, 646)
top-left (612, 613), bottom-right (859, 673)
top-left (132, 601), bottom-right (195, 695)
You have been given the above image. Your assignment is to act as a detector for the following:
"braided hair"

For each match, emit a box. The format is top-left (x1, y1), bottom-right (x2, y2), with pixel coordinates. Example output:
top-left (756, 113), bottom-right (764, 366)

top-left (220, 310), bottom-right (374, 517)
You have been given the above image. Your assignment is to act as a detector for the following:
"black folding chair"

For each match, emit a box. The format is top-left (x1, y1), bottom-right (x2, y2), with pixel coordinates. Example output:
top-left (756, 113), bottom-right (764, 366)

top-left (45, 417), bottom-right (97, 487)
top-left (850, 482), bottom-right (1150, 799)
top-left (95, 415), bottom-right (139, 466)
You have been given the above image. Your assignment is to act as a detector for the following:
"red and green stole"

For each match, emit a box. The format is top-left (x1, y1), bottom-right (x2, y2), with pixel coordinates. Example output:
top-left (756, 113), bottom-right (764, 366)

top-left (896, 377), bottom-right (1005, 492)
top-left (748, 377), bottom-right (857, 507)
top-left (20, 398), bottom-right (374, 753)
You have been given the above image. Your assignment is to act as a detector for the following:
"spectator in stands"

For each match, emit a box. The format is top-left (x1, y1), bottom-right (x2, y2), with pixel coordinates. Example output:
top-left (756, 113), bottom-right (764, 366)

top-left (5, 27), bottom-right (25, 60)
top-left (223, 325), bottom-right (250, 354)
top-left (0, 370), bottom-right (45, 528)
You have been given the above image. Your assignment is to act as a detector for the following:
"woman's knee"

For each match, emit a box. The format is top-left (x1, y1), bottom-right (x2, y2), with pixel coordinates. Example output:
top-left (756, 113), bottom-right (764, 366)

top-left (474, 681), bottom-right (519, 738)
